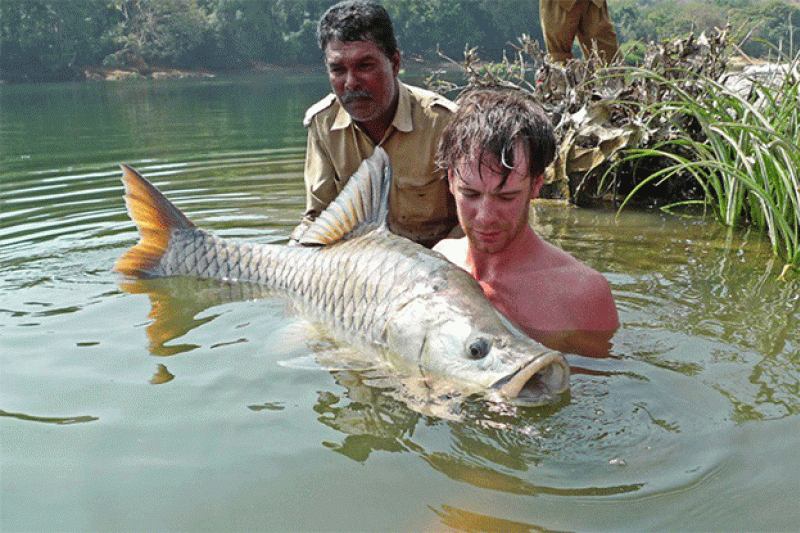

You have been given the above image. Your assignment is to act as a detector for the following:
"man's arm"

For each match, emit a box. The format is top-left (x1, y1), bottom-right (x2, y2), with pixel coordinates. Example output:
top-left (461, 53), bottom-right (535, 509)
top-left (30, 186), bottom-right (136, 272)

top-left (289, 127), bottom-right (338, 244)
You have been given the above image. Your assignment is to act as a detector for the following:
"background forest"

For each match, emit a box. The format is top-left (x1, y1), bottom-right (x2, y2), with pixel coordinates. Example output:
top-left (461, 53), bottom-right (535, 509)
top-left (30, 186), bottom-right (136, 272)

top-left (2, 0), bottom-right (800, 82)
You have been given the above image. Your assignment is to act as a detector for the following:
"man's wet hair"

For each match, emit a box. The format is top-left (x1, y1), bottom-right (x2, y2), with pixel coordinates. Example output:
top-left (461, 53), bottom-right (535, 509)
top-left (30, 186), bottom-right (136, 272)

top-left (317, 1), bottom-right (399, 59)
top-left (437, 89), bottom-right (556, 188)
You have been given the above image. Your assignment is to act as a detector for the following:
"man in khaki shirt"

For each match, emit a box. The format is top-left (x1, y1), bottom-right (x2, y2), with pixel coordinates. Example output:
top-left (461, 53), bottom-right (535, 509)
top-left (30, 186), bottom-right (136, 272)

top-left (290, 0), bottom-right (458, 248)
top-left (539, 0), bottom-right (619, 64)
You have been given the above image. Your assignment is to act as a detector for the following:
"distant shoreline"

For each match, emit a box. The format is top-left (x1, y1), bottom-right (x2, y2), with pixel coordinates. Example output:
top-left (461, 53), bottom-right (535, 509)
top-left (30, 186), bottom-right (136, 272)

top-left (5, 54), bottom-right (767, 85)
top-left (0, 62), bottom-right (328, 84)
top-left (0, 58), bottom-right (455, 84)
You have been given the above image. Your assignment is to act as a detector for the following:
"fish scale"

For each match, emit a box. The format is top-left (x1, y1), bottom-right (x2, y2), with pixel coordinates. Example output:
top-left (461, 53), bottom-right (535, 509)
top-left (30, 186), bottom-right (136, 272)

top-left (153, 225), bottom-right (432, 348)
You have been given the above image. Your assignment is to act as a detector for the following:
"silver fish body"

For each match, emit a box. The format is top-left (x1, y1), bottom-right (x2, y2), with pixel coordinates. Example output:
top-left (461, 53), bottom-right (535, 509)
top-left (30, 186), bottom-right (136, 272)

top-left (155, 224), bottom-right (449, 347)
top-left (116, 148), bottom-right (569, 404)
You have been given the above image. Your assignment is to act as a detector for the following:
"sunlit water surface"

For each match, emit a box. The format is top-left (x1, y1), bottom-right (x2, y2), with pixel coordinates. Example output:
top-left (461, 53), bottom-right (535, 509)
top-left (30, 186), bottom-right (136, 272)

top-left (2, 74), bottom-right (799, 532)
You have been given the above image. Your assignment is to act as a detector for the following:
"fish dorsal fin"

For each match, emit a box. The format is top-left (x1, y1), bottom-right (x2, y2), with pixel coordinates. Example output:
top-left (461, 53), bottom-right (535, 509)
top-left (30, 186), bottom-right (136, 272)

top-left (299, 147), bottom-right (391, 246)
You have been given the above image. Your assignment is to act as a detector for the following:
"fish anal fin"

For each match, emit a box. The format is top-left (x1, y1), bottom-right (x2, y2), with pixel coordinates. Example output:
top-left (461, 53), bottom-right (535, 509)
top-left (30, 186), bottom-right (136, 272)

top-left (114, 164), bottom-right (195, 277)
top-left (299, 147), bottom-right (391, 246)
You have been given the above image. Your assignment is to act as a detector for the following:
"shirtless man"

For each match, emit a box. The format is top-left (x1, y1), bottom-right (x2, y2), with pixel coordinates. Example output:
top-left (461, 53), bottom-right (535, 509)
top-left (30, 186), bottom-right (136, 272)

top-left (433, 90), bottom-right (619, 357)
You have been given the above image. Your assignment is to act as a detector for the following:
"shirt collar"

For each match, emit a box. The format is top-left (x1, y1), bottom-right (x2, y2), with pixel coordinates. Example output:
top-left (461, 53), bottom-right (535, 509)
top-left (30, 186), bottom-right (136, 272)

top-left (331, 80), bottom-right (412, 133)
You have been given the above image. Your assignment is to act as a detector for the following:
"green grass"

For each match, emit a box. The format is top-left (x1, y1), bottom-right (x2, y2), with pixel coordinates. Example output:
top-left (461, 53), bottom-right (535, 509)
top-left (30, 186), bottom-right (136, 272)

top-left (609, 58), bottom-right (800, 271)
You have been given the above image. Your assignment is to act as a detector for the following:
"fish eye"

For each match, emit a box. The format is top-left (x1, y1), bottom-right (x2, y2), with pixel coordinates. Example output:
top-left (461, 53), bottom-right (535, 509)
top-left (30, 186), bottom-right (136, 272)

top-left (467, 337), bottom-right (491, 359)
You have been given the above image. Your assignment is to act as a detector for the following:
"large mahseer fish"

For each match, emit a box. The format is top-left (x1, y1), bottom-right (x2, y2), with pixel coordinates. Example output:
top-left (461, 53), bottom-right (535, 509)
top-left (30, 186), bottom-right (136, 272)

top-left (115, 148), bottom-right (569, 405)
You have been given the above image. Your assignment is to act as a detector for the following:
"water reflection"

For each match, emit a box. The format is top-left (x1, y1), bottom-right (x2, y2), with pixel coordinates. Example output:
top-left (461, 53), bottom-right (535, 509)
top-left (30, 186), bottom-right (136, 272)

top-left (119, 277), bottom-right (273, 356)
top-left (0, 74), bottom-right (318, 177)
top-left (430, 505), bottom-right (560, 533)
top-left (149, 363), bottom-right (175, 384)
top-left (534, 202), bottom-right (800, 421)
top-left (310, 368), bottom-right (644, 498)
top-left (0, 409), bottom-right (99, 425)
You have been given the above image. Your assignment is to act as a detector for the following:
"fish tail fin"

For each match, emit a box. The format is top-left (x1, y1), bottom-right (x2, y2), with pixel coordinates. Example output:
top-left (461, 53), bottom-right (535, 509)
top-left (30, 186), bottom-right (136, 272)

top-left (114, 164), bottom-right (195, 277)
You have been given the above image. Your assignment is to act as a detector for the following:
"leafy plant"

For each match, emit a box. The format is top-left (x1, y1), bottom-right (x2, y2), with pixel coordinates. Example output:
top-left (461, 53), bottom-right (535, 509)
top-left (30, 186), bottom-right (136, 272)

top-left (607, 58), bottom-right (800, 271)
top-left (104, 0), bottom-right (212, 69)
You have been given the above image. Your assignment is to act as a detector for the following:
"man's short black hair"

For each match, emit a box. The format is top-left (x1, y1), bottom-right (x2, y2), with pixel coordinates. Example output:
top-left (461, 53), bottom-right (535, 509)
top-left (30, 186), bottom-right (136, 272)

top-left (317, 1), bottom-right (399, 59)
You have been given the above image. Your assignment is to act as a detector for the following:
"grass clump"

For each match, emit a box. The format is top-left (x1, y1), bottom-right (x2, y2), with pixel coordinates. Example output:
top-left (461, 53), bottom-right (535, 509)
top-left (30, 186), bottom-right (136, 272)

top-left (612, 57), bottom-right (800, 271)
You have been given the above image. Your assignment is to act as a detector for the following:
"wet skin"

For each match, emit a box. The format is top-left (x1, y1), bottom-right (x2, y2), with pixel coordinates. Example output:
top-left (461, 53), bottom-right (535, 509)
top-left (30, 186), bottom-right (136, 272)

top-left (434, 148), bottom-right (619, 358)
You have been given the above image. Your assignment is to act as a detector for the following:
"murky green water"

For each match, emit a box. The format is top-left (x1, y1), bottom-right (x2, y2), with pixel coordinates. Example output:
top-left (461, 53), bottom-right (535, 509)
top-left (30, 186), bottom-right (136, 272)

top-left (2, 74), bottom-right (799, 532)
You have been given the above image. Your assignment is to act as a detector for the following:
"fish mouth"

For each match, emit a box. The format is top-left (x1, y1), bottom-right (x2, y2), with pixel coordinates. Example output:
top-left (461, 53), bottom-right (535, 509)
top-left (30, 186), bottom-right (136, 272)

top-left (491, 351), bottom-right (570, 405)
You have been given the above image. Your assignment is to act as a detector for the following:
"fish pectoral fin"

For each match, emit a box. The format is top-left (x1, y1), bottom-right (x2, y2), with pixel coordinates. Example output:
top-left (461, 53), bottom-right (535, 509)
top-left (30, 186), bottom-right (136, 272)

top-left (299, 147), bottom-right (391, 246)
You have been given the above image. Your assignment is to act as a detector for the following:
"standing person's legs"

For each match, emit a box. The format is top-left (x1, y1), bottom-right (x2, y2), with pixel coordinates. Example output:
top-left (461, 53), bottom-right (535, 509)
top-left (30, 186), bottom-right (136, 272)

top-left (539, 0), bottom-right (583, 63)
top-left (575, 1), bottom-right (619, 63)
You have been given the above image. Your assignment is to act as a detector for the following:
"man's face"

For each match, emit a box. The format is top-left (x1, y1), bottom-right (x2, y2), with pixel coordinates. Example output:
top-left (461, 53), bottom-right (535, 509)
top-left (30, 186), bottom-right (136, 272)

top-left (324, 38), bottom-right (400, 124)
top-left (449, 147), bottom-right (542, 255)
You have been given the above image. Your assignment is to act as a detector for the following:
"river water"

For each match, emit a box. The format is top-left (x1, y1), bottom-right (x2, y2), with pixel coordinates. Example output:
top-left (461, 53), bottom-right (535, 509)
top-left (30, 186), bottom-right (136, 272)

top-left (2, 73), bottom-right (799, 532)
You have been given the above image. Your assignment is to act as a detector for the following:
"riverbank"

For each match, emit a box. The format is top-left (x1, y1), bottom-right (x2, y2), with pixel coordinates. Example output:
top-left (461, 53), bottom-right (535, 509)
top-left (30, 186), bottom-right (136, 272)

top-left (0, 57), bottom-right (464, 84)
top-left (0, 61), bottom-right (327, 84)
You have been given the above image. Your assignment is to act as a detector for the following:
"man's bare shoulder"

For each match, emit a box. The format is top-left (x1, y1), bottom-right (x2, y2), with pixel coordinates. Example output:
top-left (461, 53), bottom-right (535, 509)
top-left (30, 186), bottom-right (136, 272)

top-left (535, 244), bottom-right (611, 295)
top-left (521, 241), bottom-right (618, 326)
top-left (432, 237), bottom-right (469, 268)
top-left (541, 251), bottom-right (619, 330)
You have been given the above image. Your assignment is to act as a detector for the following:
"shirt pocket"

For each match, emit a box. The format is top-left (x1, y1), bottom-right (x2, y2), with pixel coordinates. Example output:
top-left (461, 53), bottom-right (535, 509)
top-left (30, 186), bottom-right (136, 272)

top-left (391, 177), bottom-right (451, 224)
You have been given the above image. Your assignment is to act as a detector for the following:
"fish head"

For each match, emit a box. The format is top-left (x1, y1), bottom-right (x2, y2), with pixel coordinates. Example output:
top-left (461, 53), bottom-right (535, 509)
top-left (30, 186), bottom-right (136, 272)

top-left (384, 268), bottom-right (569, 405)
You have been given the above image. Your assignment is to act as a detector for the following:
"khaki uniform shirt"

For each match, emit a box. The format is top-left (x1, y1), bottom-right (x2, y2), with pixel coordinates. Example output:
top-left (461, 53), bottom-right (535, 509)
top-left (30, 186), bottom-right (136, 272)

top-left (302, 82), bottom-right (457, 247)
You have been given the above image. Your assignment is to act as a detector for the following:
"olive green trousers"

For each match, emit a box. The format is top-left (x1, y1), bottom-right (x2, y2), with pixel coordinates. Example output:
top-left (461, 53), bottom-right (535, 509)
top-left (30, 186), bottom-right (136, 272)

top-left (539, 0), bottom-right (619, 63)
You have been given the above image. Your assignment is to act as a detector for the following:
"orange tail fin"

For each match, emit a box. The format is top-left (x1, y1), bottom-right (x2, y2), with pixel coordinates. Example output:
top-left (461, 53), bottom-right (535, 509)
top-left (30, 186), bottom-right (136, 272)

top-left (114, 164), bottom-right (195, 277)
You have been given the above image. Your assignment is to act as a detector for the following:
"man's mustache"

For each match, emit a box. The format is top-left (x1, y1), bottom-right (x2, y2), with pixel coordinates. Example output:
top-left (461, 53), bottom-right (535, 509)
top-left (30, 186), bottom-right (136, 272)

top-left (341, 90), bottom-right (371, 104)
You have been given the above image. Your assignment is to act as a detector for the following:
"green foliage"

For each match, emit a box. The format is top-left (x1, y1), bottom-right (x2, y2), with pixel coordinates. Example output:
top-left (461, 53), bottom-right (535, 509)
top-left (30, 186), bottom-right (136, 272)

top-left (0, 0), bottom-right (541, 78)
top-left (0, 0), bottom-right (116, 79)
top-left (1, 0), bottom-right (799, 82)
top-left (611, 61), bottom-right (800, 268)
top-left (384, 0), bottom-right (484, 60)
top-left (207, 0), bottom-right (282, 65)
top-left (272, 0), bottom-right (332, 63)
top-left (610, 0), bottom-right (800, 59)
top-left (611, 0), bottom-right (729, 43)
top-left (282, 18), bottom-right (322, 64)
top-left (104, 0), bottom-right (212, 69)
top-left (383, 0), bottom-right (539, 62)
top-left (729, 0), bottom-right (800, 57)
